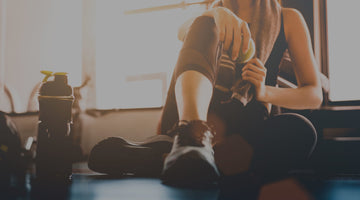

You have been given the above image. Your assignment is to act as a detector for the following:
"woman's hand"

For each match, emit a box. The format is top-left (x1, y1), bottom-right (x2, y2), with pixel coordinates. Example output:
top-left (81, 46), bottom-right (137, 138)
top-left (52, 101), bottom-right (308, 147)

top-left (241, 58), bottom-right (267, 102)
top-left (204, 7), bottom-right (251, 60)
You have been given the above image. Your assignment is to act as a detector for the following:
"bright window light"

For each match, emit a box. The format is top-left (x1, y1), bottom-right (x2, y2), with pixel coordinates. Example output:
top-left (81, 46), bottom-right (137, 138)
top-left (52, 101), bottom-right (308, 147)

top-left (327, 0), bottom-right (360, 101)
top-left (95, 0), bottom-right (205, 109)
top-left (39, 0), bottom-right (82, 87)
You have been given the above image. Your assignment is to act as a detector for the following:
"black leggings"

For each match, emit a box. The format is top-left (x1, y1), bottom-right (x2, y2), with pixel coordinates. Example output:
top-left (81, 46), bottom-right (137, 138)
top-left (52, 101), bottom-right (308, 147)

top-left (159, 16), bottom-right (317, 174)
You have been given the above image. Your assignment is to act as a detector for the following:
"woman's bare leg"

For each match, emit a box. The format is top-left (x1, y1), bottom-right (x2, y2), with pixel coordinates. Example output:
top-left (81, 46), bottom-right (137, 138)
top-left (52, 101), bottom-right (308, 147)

top-left (175, 71), bottom-right (213, 121)
top-left (159, 16), bottom-right (221, 135)
top-left (161, 16), bottom-right (222, 185)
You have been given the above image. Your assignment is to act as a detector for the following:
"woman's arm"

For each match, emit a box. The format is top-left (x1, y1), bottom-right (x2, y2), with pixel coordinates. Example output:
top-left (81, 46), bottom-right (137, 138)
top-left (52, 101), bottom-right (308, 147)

top-left (242, 8), bottom-right (323, 110)
top-left (266, 8), bottom-right (323, 109)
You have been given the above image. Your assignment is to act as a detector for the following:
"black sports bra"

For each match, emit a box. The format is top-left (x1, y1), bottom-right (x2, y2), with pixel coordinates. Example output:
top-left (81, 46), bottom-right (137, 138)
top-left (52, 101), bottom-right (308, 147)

top-left (262, 13), bottom-right (288, 86)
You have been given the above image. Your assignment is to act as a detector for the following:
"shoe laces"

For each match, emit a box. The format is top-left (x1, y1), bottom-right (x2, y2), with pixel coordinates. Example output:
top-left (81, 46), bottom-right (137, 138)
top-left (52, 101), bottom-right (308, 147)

top-left (167, 120), bottom-right (215, 147)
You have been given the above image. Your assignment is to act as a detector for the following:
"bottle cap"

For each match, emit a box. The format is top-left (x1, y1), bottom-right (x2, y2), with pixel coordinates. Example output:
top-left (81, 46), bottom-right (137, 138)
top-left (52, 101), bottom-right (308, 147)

top-left (41, 71), bottom-right (69, 82)
top-left (41, 70), bottom-right (53, 82)
top-left (54, 72), bottom-right (68, 76)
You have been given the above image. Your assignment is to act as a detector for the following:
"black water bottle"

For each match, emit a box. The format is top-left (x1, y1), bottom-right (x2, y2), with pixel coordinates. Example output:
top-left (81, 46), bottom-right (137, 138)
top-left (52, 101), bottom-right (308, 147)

top-left (36, 71), bottom-right (74, 183)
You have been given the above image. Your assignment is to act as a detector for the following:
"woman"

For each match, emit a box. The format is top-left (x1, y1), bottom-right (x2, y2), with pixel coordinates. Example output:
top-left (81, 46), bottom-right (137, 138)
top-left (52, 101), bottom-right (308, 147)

top-left (89, 0), bottom-right (322, 186)
top-left (160, 0), bottom-right (321, 185)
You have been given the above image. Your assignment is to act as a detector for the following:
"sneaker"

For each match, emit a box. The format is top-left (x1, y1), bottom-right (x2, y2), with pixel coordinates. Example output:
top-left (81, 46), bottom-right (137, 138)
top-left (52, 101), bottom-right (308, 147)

top-left (88, 135), bottom-right (173, 176)
top-left (161, 120), bottom-right (220, 186)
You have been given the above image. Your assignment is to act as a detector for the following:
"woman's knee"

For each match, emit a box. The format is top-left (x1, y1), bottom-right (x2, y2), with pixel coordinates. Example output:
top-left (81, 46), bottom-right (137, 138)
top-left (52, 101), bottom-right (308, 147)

top-left (268, 113), bottom-right (317, 155)
top-left (277, 113), bottom-right (316, 140)
top-left (184, 16), bottom-right (218, 46)
top-left (173, 16), bottom-right (221, 84)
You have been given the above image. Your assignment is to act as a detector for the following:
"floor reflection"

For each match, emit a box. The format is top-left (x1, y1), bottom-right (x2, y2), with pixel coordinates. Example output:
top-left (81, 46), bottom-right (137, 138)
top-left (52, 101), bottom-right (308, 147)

top-left (1, 170), bottom-right (360, 200)
top-left (217, 174), bottom-right (314, 200)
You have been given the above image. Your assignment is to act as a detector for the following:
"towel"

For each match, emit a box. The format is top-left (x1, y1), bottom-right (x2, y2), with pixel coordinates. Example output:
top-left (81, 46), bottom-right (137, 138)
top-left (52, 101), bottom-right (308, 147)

top-left (213, 0), bottom-right (282, 105)
top-left (250, 0), bottom-right (282, 63)
top-left (212, 0), bottom-right (282, 62)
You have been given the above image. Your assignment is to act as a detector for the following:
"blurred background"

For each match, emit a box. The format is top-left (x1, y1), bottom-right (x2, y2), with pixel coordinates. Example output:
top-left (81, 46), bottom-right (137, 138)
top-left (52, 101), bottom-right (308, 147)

top-left (0, 0), bottom-right (359, 157)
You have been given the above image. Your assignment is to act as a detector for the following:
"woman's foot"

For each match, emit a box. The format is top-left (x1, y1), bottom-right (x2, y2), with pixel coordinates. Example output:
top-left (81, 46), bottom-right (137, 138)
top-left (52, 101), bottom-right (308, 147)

top-left (161, 120), bottom-right (220, 186)
top-left (88, 135), bottom-right (173, 176)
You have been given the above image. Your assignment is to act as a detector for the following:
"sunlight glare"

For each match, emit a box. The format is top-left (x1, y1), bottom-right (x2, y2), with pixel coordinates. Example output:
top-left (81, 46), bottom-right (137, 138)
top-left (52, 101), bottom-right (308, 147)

top-left (327, 0), bottom-right (360, 101)
top-left (96, 0), bottom-right (205, 109)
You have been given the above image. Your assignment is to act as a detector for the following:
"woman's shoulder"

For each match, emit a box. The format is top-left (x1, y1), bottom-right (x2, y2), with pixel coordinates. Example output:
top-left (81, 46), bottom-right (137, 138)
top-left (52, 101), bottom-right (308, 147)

top-left (282, 7), bottom-right (304, 21)
top-left (281, 7), bottom-right (309, 42)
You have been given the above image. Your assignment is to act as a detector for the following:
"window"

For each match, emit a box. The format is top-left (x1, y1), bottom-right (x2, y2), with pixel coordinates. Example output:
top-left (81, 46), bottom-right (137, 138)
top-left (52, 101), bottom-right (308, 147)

top-left (0, 0), bottom-right (82, 113)
top-left (95, 0), bottom-right (206, 109)
top-left (327, 0), bottom-right (360, 102)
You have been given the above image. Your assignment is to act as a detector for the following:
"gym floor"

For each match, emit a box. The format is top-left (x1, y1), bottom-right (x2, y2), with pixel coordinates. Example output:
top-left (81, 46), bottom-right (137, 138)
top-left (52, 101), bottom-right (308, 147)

top-left (2, 162), bottom-right (360, 200)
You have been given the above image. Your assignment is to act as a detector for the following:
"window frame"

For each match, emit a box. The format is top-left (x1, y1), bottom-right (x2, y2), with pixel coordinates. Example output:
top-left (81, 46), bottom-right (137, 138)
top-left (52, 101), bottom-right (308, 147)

top-left (316, 0), bottom-right (360, 106)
